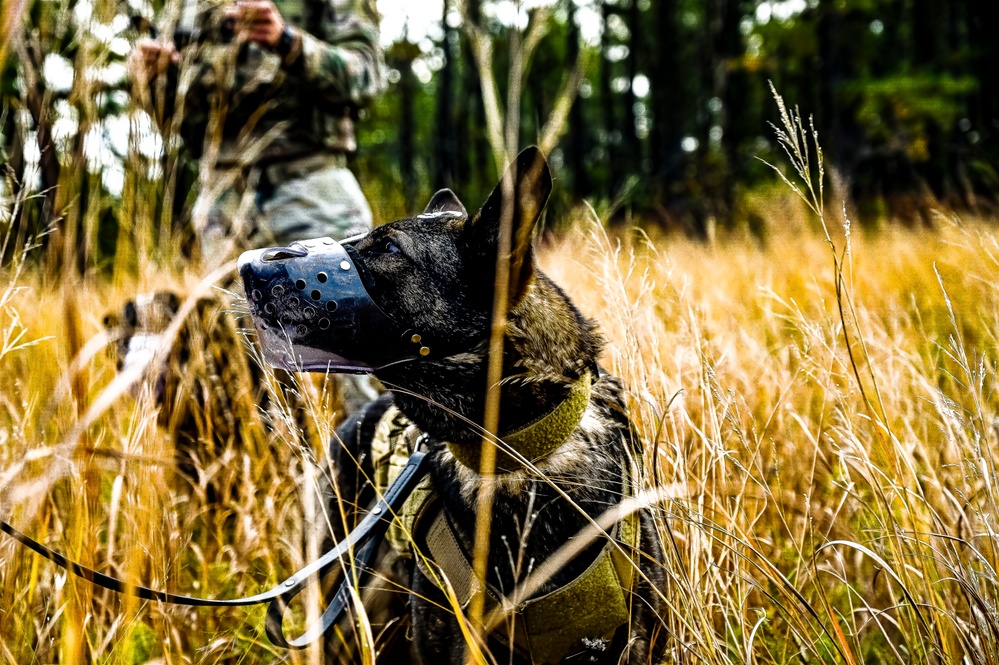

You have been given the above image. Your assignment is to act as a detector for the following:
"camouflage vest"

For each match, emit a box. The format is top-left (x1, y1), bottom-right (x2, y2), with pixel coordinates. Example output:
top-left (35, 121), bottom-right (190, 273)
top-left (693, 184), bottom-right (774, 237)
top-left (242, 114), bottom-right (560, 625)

top-left (181, 0), bottom-right (378, 164)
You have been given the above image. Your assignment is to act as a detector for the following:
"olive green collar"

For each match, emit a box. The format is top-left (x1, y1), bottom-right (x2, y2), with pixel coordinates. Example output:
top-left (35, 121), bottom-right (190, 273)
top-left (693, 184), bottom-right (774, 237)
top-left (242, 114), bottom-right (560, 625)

top-left (446, 372), bottom-right (594, 473)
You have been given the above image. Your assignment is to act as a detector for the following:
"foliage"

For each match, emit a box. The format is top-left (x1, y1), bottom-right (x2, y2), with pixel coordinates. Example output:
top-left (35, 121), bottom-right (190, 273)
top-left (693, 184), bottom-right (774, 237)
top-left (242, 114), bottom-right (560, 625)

top-left (5, 0), bottom-right (999, 264)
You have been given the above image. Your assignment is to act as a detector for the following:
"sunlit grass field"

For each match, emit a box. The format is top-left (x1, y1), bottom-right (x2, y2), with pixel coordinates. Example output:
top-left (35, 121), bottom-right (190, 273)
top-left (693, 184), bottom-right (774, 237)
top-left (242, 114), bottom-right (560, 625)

top-left (5, 192), bottom-right (999, 663)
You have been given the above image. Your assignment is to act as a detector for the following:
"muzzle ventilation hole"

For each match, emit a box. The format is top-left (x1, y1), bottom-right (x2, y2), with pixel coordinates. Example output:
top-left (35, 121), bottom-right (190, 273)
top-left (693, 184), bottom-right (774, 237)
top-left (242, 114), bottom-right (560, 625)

top-left (325, 301), bottom-right (337, 312)
top-left (319, 318), bottom-right (330, 330)
top-left (311, 290), bottom-right (322, 301)
top-left (295, 279), bottom-right (306, 290)
top-left (317, 272), bottom-right (328, 283)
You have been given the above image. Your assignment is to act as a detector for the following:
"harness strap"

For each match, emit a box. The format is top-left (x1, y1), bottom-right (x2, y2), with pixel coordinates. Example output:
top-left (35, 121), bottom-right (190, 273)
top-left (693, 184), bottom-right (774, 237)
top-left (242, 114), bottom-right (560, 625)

top-left (361, 375), bottom-right (642, 663)
top-left (422, 505), bottom-right (482, 604)
top-left (0, 450), bottom-right (432, 649)
top-left (413, 468), bottom-right (641, 665)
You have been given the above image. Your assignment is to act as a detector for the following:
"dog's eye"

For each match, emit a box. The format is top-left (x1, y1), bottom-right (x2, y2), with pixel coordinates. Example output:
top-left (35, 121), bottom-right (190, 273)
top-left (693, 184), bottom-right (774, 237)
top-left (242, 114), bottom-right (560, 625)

top-left (376, 238), bottom-right (401, 255)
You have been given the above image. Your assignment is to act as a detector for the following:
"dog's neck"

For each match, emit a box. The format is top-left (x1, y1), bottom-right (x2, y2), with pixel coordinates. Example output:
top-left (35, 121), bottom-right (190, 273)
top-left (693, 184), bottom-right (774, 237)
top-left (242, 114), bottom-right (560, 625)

top-left (376, 275), bottom-right (623, 594)
top-left (377, 274), bottom-right (600, 444)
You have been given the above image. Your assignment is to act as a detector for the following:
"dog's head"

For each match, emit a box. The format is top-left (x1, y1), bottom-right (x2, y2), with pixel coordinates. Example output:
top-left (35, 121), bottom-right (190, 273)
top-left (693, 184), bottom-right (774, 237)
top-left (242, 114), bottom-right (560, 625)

top-left (102, 291), bottom-right (182, 377)
top-left (102, 291), bottom-right (245, 405)
top-left (240, 147), bottom-right (553, 374)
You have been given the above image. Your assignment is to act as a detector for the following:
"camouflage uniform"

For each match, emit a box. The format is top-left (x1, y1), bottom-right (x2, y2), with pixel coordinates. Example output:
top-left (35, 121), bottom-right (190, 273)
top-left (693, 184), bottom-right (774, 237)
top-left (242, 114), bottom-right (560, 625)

top-left (141, 0), bottom-right (384, 410)
top-left (165, 0), bottom-right (384, 263)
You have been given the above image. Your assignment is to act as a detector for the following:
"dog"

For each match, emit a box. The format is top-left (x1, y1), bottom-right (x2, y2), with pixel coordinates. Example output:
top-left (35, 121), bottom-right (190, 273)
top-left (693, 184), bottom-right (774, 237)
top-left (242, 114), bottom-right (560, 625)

top-left (101, 291), bottom-right (317, 497)
top-left (247, 147), bottom-right (666, 664)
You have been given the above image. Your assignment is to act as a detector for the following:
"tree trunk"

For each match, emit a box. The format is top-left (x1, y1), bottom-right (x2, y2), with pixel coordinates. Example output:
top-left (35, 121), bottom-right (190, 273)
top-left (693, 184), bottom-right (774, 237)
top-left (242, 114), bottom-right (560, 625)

top-left (435, 0), bottom-right (457, 190)
top-left (966, 0), bottom-right (999, 201)
top-left (599, 1), bottom-right (618, 197)
top-left (393, 42), bottom-right (419, 211)
top-left (623, 0), bottom-right (641, 173)
top-left (462, 0), bottom-right (488, 200)
top-left (817, 0), bottom-right (852, 208)
top-left (648, 0), bottom-right (683, 196)
top-left (565, 0), bottom-right (589, 198)
top-left (715, 0), bottom-right (744, 222)
top-left (911, 0), bottom-right (948, 199)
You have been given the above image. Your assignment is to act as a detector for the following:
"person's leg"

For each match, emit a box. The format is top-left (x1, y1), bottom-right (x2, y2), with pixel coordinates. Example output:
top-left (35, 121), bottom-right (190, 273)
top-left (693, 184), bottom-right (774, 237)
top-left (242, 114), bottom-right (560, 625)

top-left (256, 162), bottom-right (373, 246)
top-left (192, 169), bottom-right (261, 269)
top-left (257, 160), bottom-right (379, 413)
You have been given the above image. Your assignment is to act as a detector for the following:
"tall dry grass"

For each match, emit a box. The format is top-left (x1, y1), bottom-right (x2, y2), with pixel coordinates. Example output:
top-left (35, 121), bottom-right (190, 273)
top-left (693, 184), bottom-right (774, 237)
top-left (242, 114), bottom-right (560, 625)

top-left (546, 210), bottom-right (999, 663)
top-left (5, 108), bottom-right (999, 665)
top-left (5, 199), bottom-right (999, 662)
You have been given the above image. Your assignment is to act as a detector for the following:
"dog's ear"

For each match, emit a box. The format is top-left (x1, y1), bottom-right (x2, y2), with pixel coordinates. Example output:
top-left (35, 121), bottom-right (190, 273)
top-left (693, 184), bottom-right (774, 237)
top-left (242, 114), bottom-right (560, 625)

top-left (423, 188), bottom-right (468, 217)
top-left (464, 146), bottom-right (552, 304)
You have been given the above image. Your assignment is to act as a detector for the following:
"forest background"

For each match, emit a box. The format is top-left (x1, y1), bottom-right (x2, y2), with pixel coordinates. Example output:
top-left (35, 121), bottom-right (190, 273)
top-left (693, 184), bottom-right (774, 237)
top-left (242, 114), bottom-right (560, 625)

top-left (3, 0), bottom-right (996, 261)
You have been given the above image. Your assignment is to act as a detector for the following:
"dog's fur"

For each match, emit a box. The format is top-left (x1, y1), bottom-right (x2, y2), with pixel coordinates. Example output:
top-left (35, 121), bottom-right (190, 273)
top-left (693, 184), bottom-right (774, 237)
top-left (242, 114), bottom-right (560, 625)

top-left (325, 148), bottom-right (665, 664)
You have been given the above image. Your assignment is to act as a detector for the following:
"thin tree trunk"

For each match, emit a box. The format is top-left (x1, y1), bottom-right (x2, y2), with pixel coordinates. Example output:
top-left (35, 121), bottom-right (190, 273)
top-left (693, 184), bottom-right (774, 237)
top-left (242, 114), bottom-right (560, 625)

top-left (565, 0), bottom-right (588, 198)
top-left (394, 41), bottom-right (418, 211)
top-left (912, 0), bottom-right (948, 199)
top-left (648, 0), bottom-right (683, 195)
top-left (623, 0), bottom-right (641, 172)
top-left (435, 0), bottom-right (457, 189)
top-left (599, 1), bottom-right (618, 197)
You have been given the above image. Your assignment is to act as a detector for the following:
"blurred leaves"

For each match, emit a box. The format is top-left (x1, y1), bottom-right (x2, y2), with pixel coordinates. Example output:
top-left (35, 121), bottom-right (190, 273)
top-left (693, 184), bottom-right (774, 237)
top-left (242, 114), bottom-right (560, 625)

top-left (850, 73), bottom-right (978, 162)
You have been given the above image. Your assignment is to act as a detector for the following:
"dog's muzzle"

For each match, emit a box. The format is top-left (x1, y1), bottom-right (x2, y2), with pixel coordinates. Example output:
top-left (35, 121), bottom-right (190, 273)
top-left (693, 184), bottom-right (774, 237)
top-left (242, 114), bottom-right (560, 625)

top-left (238, 237), bottom-right (423, 373)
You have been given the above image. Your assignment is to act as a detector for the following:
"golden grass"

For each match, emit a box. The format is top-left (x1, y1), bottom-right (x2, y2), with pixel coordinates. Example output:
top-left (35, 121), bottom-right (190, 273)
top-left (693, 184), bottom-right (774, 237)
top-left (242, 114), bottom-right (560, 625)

top-left (4, 205), bottom-right (999, 663)
top-left (544, 208), bottom-right (999, 662)
top-left (7, 92), bottom-right (999, 662)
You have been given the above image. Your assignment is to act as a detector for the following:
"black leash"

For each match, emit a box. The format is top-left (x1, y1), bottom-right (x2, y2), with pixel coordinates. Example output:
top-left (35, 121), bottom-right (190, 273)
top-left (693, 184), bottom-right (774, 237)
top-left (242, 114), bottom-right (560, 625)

top-left (0, 450), bottom-right (430, 649)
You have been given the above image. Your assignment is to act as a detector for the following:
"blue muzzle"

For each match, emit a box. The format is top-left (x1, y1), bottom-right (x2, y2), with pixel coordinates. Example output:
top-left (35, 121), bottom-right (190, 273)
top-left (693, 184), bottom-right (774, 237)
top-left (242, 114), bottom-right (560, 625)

top-left (238, 237), bottom-right (427, 373)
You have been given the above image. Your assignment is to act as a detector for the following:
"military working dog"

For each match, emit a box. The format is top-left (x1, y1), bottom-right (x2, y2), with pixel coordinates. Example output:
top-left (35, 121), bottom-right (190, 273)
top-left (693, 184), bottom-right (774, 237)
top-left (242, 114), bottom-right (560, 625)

top-left (245, 147), bottom-right (666, 663)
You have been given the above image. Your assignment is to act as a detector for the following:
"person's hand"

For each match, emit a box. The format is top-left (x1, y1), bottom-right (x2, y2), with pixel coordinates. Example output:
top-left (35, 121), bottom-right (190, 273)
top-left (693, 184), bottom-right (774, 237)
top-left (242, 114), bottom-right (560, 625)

top-left (127, 38), bottom-right (179, 82)
top-left (227, 0), bottom-right (288, 50)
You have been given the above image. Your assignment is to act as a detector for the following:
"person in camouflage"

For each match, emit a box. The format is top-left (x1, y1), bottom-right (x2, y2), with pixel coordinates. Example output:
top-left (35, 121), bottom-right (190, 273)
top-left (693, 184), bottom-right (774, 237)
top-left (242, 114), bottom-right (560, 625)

top-left (128, 0), bottom-right (384, 265)
top-left (128, 0), bottom-right (384, 409)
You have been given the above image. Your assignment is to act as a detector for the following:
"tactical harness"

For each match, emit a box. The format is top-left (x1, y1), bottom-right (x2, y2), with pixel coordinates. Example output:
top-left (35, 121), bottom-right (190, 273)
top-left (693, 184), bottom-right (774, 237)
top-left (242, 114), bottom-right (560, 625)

top-left (368, 372), bottom-right (642, 665)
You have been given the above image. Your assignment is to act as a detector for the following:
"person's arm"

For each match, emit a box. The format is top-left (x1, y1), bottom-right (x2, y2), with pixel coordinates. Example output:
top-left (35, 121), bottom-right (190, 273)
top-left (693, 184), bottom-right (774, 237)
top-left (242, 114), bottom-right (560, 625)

top-left (295, 0), bottom-right (384, 107)
top-left (128, 38), bottom-right (180, 78)
top-left (127, 37), bottom-right (214, 154)
top-left (235, 0), bottom-right (384, 107)
top-left (126, 37), bottom-right (181, 124)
